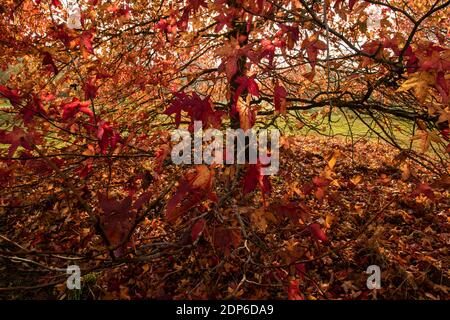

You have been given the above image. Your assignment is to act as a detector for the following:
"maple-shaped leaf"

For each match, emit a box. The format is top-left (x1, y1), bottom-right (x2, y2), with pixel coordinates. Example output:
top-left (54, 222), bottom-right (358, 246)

top-left (22, 94), bottom-right (47, 124)
top-left (418, 46), bottom-right (450, 73)
top-left (242, 164), bottom-right (271, 195)
top-left (77, 159), bottom-right (93, 178)
top-left (98, 194), bottom-right (134, 257)
top-left (214, 12), bottom-right (233, 32)
top-left (164, 92), bottom-right (186, 127)
top-left (411, 129), bottom-right (441, 153)
top-left (165, 92), bottom-right (224, 129)
top-left (213, 227), bottom-right (241, 256)
top-left (191, 218), bottom-right (206, 242)
top-left (235, 96), bottom-right (256, 131)
top-left (287, 279), bottom-right (303, 300)
top-left (165, 165), bottom-right (216, 222)
top-left (233, 76), bottom-right (259, 104)
top-left (97, 121), bottom-right (122, 154)
top-left (84, 77), bottom-right (98, 100)
top-left (435, 71), bottom-right (449, 104)
top-left (0, 85), bottom-right (22, 107)
top-left (302, 34), bottom-right (327, 70)
top-left (397, 71), bottom-right (435, 103)
top-left (279, 24), bottom-right (300, 50)
top-left (410, 183), bottom-right (435, 200)
top-left (0, 126), bottom-right (42, 157)
top-left (309, 223), bottom-right (327, 242)
top-left (259, 39), bottom-right (276, 65)
top-left (274, 84), bottom-right (287, 114)
top-left (61, 98), bottom-right (93, 121)
top-left (304, 176), bottom-right (331, 200)
top-left (403, 46), bottom-right (419, 72)
top-left (216, 38), bottom-right (252, 80)
top-left (42, 52), bottom-right (58, 75)
top-left (80, 30), bottom-right (94, 57)
top-left (269, 202), bottom-right (309, 224)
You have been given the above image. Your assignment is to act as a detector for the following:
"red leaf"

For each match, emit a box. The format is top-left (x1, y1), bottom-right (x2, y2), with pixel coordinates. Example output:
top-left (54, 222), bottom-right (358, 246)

top-left (0, 85), bottom-right (22, 107)
top-left (312, 176), bottom-right (331, 187)
top-left (243, 164), bottom-right (271, 195)
top-left (42, 52), bottom-right (58, 75)
top-left (80, 30), bottom-right (94, 56)
top-left (61, 98), bottom-right (93, 121)
top-left (302, 35), bottom-right (327, 70)
top-left (213, 227), bottom-right (241, 256)
top-left (98, 194), bottom-right (134, 257)
top-left (133, 192), bottom-right (152, 210)
top-left (349, 0), bottom-right (358, 11)
top-left (295, 264), bottom-right (306, 280)
top-left (233, 76), bottom-right (259, 104)
top-left (274, 84), bottom-right (287, 114)
top-left (97, 121), bottom-right (122, 154)
top-left (165, 92), bottom-right (224, 129)
top-left (84, 77), bottom-right (98, 100)
top-left (0, 126), bottom-right (41, 157)
top-left (288, 279), bottom-right (303, 300)
top-left (191, 218), bottom-right (206, 242)
top-left (165, 165), bottom-right (215, 222)
top-left (309, 223), bottom-right (327, 242)
top-left (214, 12), bottom-right (233, 32)
top-left (411, 183), bottom-right (435, 200)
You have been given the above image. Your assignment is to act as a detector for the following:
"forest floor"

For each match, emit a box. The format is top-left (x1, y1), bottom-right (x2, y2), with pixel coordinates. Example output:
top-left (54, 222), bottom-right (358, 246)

top-left (0, 135), bottom-right (449, 300)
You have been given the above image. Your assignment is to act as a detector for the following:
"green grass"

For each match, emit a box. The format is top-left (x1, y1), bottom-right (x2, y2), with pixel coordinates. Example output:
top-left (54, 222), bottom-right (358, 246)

top-left (264, 108), bottom-right (418, 149)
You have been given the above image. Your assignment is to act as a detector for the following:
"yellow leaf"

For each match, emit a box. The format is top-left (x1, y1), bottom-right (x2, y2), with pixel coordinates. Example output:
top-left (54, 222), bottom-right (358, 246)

top-left (328, 149), bottom-right (341, 170)
top-left (350, 175), bottom-right (362, 185)
top-left (325, 214), bottom-right (334, 229)
top-left (401, 163), bottom-right (410, 181)
top-left (411, 129), bottom-right (441, 153)
top-left (251, 208), bottom-right (268, 232)
top-left (192, 165), bottom-right (213, 189)
top-left (236, 96), bottom-right (256, 131)
top-left (397, 72), bottom-right (435, 103)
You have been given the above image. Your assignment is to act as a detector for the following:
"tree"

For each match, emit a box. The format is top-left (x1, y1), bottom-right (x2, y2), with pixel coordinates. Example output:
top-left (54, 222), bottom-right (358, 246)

top-left (0, 0), bottom-right (448, 299)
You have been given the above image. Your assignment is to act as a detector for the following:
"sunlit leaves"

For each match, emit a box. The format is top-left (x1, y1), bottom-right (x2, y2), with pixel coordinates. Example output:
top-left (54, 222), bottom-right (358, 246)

top-left (0, 126), bottom-right (41, 157)
top-left (309, 223), bottom-right (328, 243)
top-left (235, 96), bottom-right (256, 130)
top-left (165, 92), bottom-right (225, 130)
top-left (274, 84), bottom-right (287, 114)
top-left (61, 98), bottom-right (93, 121)
top-left (397, 71), bottom-right (435, 103)
top-left (165, 165), bottom-right (216, 222)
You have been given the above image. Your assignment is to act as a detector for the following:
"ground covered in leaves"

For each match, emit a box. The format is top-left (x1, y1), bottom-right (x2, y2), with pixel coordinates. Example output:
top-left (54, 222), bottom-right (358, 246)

top-left (0, 136), bottom-right (449, 300)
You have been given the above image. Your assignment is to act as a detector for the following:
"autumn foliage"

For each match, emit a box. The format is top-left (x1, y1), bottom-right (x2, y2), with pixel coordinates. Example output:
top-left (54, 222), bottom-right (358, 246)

top-left (0, 0), bottom-right (449, 299)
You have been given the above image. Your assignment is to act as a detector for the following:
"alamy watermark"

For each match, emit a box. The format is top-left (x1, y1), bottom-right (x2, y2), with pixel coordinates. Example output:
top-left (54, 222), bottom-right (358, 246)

top-left (66, 265), bottom-right (81, 290)
top-left (170, 121), bottom-right (280, 175)
top-left (366, 265), bottom-right (381, 289)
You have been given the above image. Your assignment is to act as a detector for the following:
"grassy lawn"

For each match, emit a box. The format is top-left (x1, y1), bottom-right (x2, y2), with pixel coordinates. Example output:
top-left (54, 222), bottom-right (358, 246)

top-left (266, 108), bottom-right (420, 151)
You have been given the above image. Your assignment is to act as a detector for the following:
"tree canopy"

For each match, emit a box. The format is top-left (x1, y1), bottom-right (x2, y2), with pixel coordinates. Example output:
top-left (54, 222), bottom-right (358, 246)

top-left (0, 0), bottom-right (449, 300)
